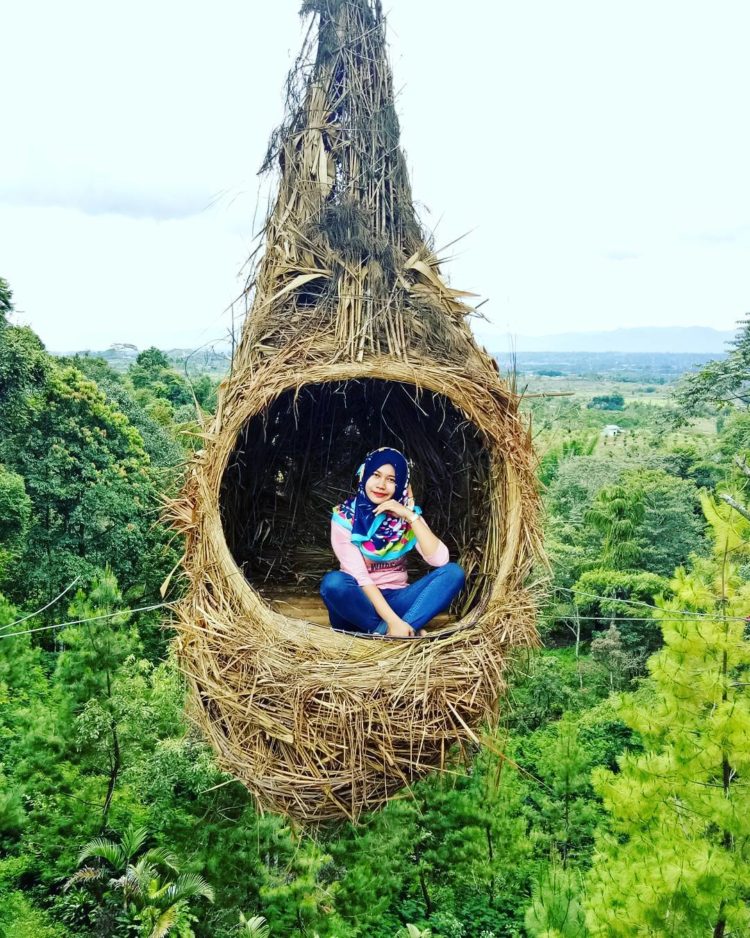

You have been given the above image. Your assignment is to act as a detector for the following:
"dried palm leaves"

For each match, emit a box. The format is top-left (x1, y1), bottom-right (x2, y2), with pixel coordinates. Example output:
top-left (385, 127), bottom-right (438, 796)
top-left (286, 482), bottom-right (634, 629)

top-left (167, 0), bottom-right (541, 822)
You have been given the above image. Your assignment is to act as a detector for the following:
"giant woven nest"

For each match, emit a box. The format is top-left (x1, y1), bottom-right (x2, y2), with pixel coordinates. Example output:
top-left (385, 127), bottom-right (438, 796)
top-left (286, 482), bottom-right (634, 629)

top-left (168, 0), bottom-right (541, 823)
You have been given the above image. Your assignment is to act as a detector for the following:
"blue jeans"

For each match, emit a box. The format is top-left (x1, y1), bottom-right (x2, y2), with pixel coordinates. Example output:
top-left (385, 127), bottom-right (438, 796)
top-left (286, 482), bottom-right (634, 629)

top-left (320, 563), bottom-right (465, 635)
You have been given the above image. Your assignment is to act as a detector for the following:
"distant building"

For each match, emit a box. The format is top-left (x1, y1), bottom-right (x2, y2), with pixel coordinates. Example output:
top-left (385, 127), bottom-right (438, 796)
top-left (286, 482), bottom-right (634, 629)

top-left (602, 424), bottom-right (624, 437)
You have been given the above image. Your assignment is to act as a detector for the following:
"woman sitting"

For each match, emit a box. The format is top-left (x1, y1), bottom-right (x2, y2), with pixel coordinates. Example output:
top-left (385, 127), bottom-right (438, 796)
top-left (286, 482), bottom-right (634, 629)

top-left (320, 447), bottom-right (465, 638)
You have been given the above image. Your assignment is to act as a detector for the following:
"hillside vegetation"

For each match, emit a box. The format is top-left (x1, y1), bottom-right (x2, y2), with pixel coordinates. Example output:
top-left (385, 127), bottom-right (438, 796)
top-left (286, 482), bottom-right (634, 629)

top-left (1, 278), bottom-right (748, 937)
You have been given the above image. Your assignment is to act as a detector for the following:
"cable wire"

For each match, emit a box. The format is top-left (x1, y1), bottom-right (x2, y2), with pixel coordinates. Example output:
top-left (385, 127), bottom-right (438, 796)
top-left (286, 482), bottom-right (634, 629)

top-left (0, 602), bottom-right (175, 641)
top-left (0, 576), bottom-right (82, 633)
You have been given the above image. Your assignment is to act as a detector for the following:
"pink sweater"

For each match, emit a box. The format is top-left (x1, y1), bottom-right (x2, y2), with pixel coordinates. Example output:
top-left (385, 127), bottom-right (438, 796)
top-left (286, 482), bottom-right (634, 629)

top-left (330, 521), bottom-right (450, 589)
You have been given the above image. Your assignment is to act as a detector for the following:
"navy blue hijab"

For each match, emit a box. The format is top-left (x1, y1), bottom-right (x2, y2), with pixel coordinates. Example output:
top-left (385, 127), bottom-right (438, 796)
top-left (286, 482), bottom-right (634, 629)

top-left (332, 447), bottom-right (419, 561)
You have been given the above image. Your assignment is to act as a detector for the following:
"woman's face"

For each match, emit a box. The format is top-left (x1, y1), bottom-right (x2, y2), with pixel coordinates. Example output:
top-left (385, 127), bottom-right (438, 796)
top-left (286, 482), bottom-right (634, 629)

top-left (365, 463), bottom-right (397, 504)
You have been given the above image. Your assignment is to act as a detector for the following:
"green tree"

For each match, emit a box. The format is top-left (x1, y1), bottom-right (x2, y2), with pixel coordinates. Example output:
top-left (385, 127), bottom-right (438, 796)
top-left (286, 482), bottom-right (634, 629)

top-left (0, 323), bottom-right (50, 435)
top-left (539, 435), bottom-right (598, 487)
top-left (129, 347), bottom-right (193, 410)
top-left (69, 355), bottom-right (184, 469)
top-left (573, 569), bottom-right (670, 654)
top-left (66, 824), bottom-right (214, 938)
top-left (674, 315), bottom-right (750, 415)
top-left (585, 483), bottom-right (644, 569)
top-left (585, 499), bottom-right (750, 936)
top-left (0, 276), bottom-right (13, 322)
top-left (0, 464), bottom-right (31, 584)
top-left (56, 569), bottom-right (145, 830)
top-left (587, 393), bottom-right (624, 411)
top-left (525, 864), bottom-right (588, 938)
top-left (328, 746), bottom-right (536, 938)
top-left (631, 468), bottom-right (707, 576)
top-left (0, 362), bottom-right (173, 605)
top-left (589, 624), bottom-right (638, 691)
top-left (523, 717), bottom-right (602, 866)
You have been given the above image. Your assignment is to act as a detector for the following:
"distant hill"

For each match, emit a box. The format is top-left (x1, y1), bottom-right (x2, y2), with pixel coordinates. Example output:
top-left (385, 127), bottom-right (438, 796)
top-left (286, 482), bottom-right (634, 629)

top-left (494, 350), bottom-right (725, 381)
top-left (60, 345), bottom-right (231, 374)
top-left (60, 326), bottom-right (733, 381)
top-left (503, 326), bottom-right (736, 354)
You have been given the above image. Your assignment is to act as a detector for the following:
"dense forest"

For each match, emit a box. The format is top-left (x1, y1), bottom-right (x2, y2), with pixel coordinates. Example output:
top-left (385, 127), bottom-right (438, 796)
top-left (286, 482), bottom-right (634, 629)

top-left (1, 275), bottom-right (748, 937)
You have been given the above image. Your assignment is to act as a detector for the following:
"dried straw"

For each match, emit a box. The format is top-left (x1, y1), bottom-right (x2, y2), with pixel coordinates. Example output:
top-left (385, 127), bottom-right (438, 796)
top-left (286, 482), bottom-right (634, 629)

top-left (166, 0), bottom-right (541, 823)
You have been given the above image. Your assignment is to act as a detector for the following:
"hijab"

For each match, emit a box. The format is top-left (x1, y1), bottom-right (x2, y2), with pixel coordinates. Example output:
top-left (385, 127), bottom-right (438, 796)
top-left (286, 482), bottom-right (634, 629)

top-left (331, 447), bottom-right (421, 562)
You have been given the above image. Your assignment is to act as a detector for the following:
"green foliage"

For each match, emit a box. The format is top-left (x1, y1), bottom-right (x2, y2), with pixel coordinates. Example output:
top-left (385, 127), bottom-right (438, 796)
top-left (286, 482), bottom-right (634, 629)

top-left (0, 323), bottom-right (50, 434)
top-left (0, 358), bottom-right (175, 606)
top-left (67, 823), bottom-right (214, 937)
top-left (0, 463), bottom-right (31, 584)
top-left (585, 482), bottom-right (645, 568)
top-left (129, 348), bottom-right (194, 411)
top-left (69, 355), bottom-right (185, 470)
top-left (0, 276), bottom-right (13, 322)
top-left (587, 393), bottom-right (624, 410)
top-left (589, 625), bottom-right (639, 691)
top-left (538, 435), bottom-right (598, 487)
top-left (525, 864), bottom-right (588, 938)
top-left (585, 502), bottom-right (750, 936)
top-left (121, 347), bottom-right (217, 448)
top-left (518, 717), bottom-right (603, 866)
top-left (0, 464), bottom-right (30, 546)
top-left (0, 890), bottom-right (70, 937)
top-left (573, 568), bottom-right (670, 652)
top-left (718, 408), bottom-right (750, 459)
top-left (674, 314), bottom-right (750, 415)
top-left (632, 468), bottom-right (708, 575)
top-left (325, 746), bottom-right (538, 938)
top-left (238, 913), bottom-right (271, 937)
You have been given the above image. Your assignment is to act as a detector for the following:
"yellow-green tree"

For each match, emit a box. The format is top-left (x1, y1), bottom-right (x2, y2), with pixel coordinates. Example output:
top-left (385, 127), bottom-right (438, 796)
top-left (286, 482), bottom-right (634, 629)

top-left (585, 495), bottom-right (750, 936)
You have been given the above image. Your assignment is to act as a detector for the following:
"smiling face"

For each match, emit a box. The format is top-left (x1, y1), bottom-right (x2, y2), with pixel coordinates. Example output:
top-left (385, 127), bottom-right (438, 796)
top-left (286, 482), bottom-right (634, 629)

top-left (365, 463), bottom-right (397, 504)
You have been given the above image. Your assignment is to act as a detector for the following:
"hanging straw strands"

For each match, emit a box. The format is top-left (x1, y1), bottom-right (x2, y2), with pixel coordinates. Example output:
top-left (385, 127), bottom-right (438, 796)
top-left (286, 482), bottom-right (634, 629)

top-left (166, 0), bottom-right (542, 823)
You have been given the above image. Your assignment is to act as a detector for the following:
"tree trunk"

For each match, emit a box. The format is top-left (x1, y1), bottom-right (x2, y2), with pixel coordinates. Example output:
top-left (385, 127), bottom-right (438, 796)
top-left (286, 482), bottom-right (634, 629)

top-left (485, 823), bottom-right (495, 903)
top-left (101, 718), bottom-right (121, 831)
top-left (418, 868), bottom-right (433, 918)
top-left (713, 904), bottom-right (726, 938)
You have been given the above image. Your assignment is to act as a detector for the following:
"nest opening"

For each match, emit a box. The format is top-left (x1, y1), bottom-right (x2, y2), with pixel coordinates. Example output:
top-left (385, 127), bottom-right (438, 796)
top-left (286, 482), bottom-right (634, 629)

top-left (219, 378), bottom-right (494, 620)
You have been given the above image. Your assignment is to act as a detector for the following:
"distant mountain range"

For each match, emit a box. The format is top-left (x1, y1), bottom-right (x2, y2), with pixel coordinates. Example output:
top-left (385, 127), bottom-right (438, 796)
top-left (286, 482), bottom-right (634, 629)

top-left (62, 327), bottom-right (735, 373)
top-left (65, 344), bottom-right (230, 374)
top-left (496, 326), bottom-right (736, 354)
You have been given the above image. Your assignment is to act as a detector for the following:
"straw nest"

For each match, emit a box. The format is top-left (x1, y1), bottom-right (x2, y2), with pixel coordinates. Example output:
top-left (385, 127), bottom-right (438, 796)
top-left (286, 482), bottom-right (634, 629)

top-left (167, 0), bottom-right (541, 823)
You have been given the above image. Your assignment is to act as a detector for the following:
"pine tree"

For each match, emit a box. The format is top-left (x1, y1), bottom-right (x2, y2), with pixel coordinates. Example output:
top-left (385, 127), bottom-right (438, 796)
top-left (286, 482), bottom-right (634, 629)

top-left (525, 863), bottom-right (589, 938)
top-left (585, 497), bottom-right (750, 936)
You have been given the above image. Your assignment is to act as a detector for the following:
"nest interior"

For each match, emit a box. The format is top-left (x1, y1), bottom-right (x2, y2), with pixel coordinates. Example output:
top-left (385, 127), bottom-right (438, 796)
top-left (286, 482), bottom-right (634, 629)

top-left (220, 377), bottom-right (490, 617)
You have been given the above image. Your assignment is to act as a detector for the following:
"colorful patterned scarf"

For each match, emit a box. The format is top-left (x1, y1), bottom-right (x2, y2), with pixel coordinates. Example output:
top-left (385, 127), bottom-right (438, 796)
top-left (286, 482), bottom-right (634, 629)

top-left (331, 447), bottom-right (421, 562)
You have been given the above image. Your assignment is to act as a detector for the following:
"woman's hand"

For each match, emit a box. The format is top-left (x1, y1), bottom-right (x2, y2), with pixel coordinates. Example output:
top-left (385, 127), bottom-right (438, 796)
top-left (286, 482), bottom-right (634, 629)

top-left (386, 616), bottom-right (414, 638)
top-left (373, 499), bottom-right (411, 519)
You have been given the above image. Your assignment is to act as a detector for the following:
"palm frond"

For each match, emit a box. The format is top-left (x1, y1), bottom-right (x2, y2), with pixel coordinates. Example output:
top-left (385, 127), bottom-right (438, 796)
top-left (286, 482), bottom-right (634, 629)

top-left (120, 825), bottom-right (150, 861)
top-left (239, 913), bottom-right (271, 938)
top-left (77, 836), bottom-right (124, 869)
top-left (163, 872), bottom-right (215, 905)
top-left (148, 903), bottom-right (180, 938)
top-left (144, 846), bottom-right (180, 873)
top-left (64, 866), bottom-right (106, 891)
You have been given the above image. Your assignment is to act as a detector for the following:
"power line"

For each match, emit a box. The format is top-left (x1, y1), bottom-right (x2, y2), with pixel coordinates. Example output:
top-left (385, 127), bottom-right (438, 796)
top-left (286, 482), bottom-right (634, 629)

top-left (538, 613), bottom-right (748, 624)
top-left (0, 602), bottom-right (175, 641)
top-left (555, 585), bottom-right (749, 622)
top-left (0, 576), bottom-right (82, 633)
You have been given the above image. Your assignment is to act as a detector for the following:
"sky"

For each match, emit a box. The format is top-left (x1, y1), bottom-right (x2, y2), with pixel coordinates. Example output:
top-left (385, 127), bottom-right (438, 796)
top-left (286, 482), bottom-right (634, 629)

top-left (2, 0), bottom-right (750, 353)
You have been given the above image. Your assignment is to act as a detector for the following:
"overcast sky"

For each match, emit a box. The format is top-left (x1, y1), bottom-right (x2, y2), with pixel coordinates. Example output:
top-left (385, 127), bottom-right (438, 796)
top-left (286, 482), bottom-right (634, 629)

top-left (2, 0), bottom-right (750, 352)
